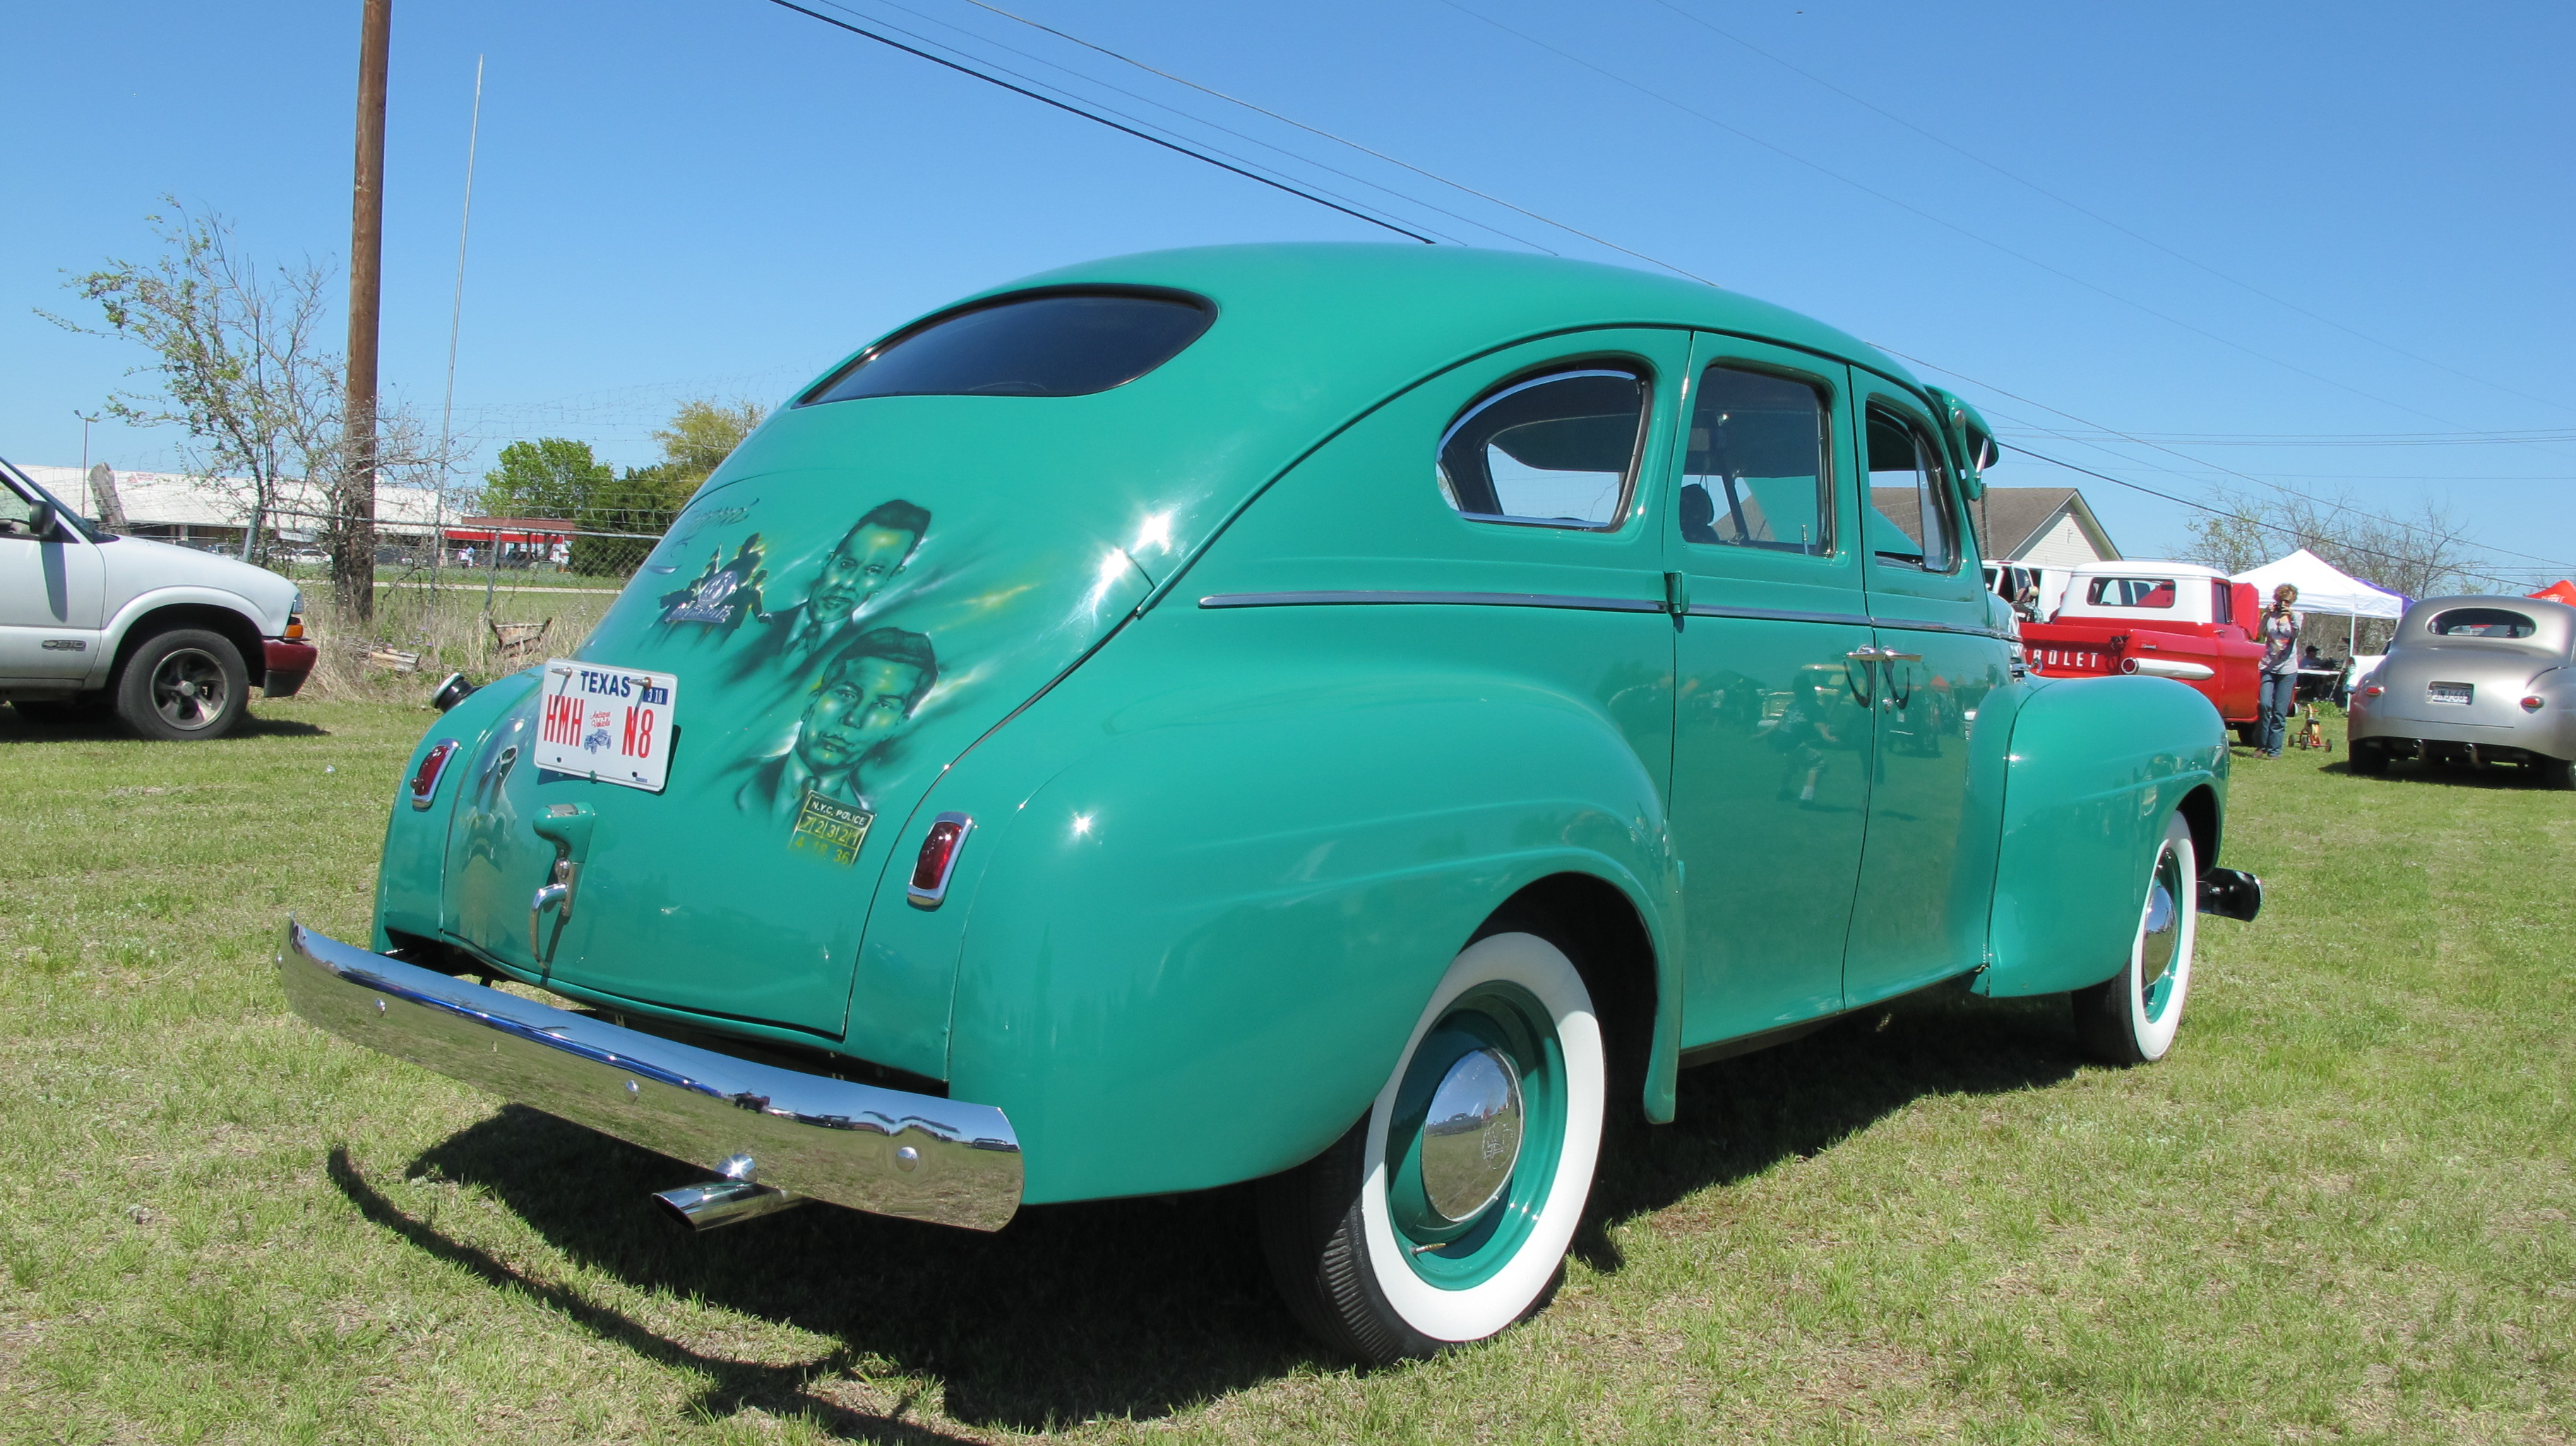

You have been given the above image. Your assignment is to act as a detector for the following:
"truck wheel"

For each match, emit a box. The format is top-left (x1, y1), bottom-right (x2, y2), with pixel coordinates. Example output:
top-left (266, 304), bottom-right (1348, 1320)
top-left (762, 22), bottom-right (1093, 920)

top-left (2535, 755), bottom-right (2576, 790)
top-left (1258, 930), bottom-right (1605, 1363)
top-left (2073, 812), bottom-right (2197, 1065)
top-left (2233, 724), bottom-right (2260, 748)
top-left (2349, 741), bottom-right (2389, 776)
top-left (114, 628), bottom-right (249, 741)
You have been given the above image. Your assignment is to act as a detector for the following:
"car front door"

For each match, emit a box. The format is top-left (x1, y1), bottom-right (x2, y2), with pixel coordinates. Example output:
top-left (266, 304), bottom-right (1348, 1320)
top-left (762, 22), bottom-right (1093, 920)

top-left (0, 479), bottom-right (107, 685)
top-left (1665, 335), bottom-right (1876, 1046)
top-left (1844, 383), bottom-right (2011, 1006)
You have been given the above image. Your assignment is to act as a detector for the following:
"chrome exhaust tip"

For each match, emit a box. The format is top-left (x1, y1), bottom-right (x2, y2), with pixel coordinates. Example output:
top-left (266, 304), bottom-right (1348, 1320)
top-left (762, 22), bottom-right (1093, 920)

top-left (652, 1153), bottom-right (808, 1232)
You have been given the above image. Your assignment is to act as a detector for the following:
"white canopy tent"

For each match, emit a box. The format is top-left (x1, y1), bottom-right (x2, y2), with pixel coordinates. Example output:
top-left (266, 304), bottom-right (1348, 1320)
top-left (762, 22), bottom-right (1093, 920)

top-left (2233, 547), bottom-right (2409, 676)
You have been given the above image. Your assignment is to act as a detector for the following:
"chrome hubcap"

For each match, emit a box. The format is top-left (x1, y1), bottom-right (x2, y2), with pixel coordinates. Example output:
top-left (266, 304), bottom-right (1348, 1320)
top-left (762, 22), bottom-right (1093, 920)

top-left (1419, 1046), bottom-right (1524, 1224)
top-left (2139, 846), bottom-right (2181, 989)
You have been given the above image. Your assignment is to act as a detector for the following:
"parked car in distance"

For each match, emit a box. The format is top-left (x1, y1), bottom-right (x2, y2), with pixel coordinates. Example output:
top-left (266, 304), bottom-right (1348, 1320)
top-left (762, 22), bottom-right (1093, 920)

top-left (279, 245), bottom-right (2261, 1362)
top-left (1, 458), bottom-right (315, 739)
top-left (2019, 561), bottom-right (2267, 741)
top-left (2348, 595), bottom-right (2576, 786)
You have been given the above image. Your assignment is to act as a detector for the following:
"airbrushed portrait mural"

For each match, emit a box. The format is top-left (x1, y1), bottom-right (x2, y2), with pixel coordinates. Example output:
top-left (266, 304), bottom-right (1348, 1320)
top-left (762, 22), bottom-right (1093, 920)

top-left (741, 626), bottom-right (938, 864)
top-left (575, 477), bottom-right (1153, 880)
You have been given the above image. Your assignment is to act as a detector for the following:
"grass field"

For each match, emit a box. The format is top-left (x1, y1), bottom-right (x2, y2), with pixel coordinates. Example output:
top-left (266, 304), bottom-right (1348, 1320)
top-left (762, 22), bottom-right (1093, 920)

top-left (2, 700), bottom-right (2569, 1443)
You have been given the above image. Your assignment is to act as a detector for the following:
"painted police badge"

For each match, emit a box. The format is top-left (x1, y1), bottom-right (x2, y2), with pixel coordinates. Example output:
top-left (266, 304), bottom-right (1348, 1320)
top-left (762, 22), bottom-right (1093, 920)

top-left (789, 788), bottom-right (874, 865)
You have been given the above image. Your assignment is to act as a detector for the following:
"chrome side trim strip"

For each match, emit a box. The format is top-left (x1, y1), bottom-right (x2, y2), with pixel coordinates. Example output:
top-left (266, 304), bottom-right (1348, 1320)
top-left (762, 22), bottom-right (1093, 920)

top-left (1199, 590), bottom-right (1666, 614)
top-left (1196, 590), bottom-right (2011, 640)
top-left (276, 923), bottom-right (1022, 1231)
top-left (1686, 602), bottom-right (1874, 628)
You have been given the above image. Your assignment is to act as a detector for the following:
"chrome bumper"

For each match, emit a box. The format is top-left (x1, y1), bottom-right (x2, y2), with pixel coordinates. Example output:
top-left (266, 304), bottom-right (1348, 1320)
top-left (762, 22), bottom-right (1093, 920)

top-left (278, 923), bottom-right (1022, 1231)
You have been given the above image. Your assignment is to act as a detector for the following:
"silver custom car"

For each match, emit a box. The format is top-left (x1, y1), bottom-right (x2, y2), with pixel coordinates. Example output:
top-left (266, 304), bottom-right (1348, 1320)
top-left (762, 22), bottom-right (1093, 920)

top-left (2349, 595), bottom-right (2576, 786)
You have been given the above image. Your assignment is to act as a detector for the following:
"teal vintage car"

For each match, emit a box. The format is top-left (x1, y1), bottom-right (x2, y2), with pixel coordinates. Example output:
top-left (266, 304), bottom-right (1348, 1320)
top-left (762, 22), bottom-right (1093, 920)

top-left (282, 244), bottom-right (2260, 1362)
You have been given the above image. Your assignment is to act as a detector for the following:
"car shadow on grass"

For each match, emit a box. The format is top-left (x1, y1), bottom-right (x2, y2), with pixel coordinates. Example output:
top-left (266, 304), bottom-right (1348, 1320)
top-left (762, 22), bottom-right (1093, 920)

top-left (359, 1121), bottom-right (1307, 1435)
top-left (2322, 757), bottom-right (2558, 790)
top-left (1577, 986), bottom-right (2082, 1275)
top-left (0, 707), bottom-right (328, 741)
top-left (340, 982), bottom-right (2089, 1434)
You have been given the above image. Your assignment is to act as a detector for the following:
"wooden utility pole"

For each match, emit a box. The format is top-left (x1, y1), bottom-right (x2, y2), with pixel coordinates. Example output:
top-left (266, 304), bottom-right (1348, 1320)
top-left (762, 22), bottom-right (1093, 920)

top-left (335, 0), bottom-right (390, 621)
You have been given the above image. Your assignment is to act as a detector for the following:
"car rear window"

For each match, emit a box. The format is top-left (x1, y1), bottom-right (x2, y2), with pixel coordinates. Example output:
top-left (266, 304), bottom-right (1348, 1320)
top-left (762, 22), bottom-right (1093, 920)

top-left (2429, 607), bottom-right (2536, 638)
top-left (803, 289), bottom-right (1215, 404)
top-left (2086, 577), bottom-right (2178, 608)
top-left (1436, 368), bottom-right (1648, 529)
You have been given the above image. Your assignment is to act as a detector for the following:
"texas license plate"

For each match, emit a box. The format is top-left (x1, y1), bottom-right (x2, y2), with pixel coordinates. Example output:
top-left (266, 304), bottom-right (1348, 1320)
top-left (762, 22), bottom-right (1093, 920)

top-left (2426, 681), bottom-right (2473, 706)
top-left (534, 660), bottom-right (679, 791)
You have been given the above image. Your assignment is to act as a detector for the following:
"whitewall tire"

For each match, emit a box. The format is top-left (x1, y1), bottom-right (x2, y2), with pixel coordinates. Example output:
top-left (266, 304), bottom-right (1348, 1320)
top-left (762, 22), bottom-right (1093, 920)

top-left (2074, 811), bottom-right (2198, 1065)
top-left (1259, 930), bottom-right (1606, 1361)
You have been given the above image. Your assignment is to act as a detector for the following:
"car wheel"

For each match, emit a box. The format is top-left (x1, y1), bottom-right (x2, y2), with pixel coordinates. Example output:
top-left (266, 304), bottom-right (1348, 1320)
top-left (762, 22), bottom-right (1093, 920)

top-left (2073, 811), bottom-right (2198, 1065)
top-left (2534, 755), bottom-right (2576, 790)
top-left (1258, 929), bottom-right (1606, 1363)
top-left (2349, 740), bottom-right (2389, 776)
top-left (114, 628), bottom-right (249, 741)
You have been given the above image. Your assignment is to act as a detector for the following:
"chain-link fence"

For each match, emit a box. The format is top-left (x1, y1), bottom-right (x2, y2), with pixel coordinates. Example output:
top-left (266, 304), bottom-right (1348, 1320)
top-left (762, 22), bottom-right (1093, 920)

top-left (218, 504), bottom-right (667, 696)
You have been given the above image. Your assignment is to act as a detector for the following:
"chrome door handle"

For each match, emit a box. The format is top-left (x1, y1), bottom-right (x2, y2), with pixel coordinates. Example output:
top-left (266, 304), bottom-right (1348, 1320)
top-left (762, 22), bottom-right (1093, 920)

top-left (1878, 648), bottom-right (1923, 663)
top-left (1842, 647), bottom-right (1880, 704)
top-left (530, 873), bottom-right (573, 957)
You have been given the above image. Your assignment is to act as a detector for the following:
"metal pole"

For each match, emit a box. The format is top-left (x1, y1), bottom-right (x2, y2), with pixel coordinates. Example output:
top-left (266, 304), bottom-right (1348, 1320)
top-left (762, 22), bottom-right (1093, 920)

top-left (337, 0), bottom-right (391, 621)
top-left (431, 55), bottom-right (484, 636)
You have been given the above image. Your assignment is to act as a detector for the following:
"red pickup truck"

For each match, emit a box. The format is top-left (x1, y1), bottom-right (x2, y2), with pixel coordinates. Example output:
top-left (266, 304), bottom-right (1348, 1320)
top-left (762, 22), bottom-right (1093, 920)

top-left (2020, 561), bottom-right (2267, 741)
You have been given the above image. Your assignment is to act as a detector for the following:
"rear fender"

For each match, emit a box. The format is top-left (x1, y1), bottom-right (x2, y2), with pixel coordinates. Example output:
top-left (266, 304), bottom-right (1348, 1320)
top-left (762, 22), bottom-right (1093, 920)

top-left (931, 643), bottom-right (1678, 1205)
top-left (1979, 674), bottom-right (2227, 998)
top-left (373, 670), bottom-right (539, 951)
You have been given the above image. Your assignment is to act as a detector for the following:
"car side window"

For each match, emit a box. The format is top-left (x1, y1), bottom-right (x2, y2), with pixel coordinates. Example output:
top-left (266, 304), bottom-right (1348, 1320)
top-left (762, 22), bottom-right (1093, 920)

top-left (1678, 365), bottom-right (1830, 555)
top-left (1436, 368), bottom-right (1647, 529)
top-left (1865, 406), bottom-right (1958, 573)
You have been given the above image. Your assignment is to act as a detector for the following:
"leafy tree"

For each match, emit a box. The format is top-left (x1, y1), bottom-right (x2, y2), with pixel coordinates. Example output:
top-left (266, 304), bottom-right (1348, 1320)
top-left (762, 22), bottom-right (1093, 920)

top-left (652, 398), bottom-right (765, 485)
top-left (479, 437), bottom-right (613, 519)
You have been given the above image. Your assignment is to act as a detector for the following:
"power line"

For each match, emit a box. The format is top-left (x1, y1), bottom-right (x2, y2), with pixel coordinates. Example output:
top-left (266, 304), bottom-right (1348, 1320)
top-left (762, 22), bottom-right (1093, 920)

top-left (845, 0), bottom-right (1542, 251)
top-left (936, 0), bottom-right (1727, 278)
top-left (763, 0), bottom-right (1440, 243)
top-left (2004, 444), bottom-right (2514, 592)
top-left (1880, 345), bottom-right (2576, 575)
top-left (752, 0), bottom-right (2544, 580)
top-left (1640, 0), bottom-right (2576, 423)
top-left (1433, 0), bottom-right (2569, 443)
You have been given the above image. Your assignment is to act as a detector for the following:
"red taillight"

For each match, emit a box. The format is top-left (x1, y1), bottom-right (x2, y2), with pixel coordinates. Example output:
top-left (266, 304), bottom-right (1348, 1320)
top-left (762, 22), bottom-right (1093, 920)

top-left (907, 813), bottom-right (973, 907)
top-left (410, 740), bottom-right (460, 809)
top-left (2524, 695), bottom-right (2546, 712)
top-left (2362, 685), bottom-right (2384, 698)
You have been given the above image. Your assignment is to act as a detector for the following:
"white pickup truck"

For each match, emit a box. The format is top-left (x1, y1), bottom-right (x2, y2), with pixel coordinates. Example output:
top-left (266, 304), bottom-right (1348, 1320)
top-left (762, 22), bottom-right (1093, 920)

top-left (1, 459), bottom-right (316, 740)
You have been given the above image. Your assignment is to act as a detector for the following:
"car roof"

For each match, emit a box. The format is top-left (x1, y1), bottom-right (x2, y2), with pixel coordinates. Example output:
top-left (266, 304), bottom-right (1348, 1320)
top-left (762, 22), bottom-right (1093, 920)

top-left (2398, 595), bottom-right (2576, 650)
top-left (2068, 560), bottom-right (2231, 581)
top-left (938, 243), bottom-right (1917, 393)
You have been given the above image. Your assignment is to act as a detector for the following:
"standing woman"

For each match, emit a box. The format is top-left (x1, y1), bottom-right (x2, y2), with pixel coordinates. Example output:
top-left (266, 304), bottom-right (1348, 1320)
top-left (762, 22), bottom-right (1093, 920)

top-left (2257, 583), bottom-right (2303, 757)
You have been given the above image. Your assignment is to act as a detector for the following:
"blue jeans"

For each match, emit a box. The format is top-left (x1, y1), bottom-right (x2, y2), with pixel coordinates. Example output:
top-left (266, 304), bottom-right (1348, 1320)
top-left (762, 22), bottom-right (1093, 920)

top-left (2258, 670), bottom-right (2297, 753)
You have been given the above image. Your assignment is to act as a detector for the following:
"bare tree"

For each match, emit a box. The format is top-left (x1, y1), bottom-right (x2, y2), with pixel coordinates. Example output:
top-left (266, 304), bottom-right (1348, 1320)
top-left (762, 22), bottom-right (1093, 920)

top-left (45, 203), bottom-right (344, 568)
top-left (2185, 487), bottom-right (2497, 650)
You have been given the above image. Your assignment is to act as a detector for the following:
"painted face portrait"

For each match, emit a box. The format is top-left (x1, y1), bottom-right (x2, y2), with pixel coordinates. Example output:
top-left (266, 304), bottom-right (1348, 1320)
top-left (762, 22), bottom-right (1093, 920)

top-left (739, 626), bottom-right (942, 832)
top-left (795, 652), bottom-right (925, 774)
top-left (806, 522), bottom-right (920, 624)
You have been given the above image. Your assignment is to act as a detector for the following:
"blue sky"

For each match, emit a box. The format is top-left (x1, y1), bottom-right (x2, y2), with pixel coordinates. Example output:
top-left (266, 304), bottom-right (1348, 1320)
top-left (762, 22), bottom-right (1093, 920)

top-left (7, 0), bottom-right (2572, 582)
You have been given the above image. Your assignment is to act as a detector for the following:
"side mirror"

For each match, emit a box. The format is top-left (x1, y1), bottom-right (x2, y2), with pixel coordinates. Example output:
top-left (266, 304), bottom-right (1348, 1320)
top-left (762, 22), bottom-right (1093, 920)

top-left (25, 502), bottom-right (56, 539)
